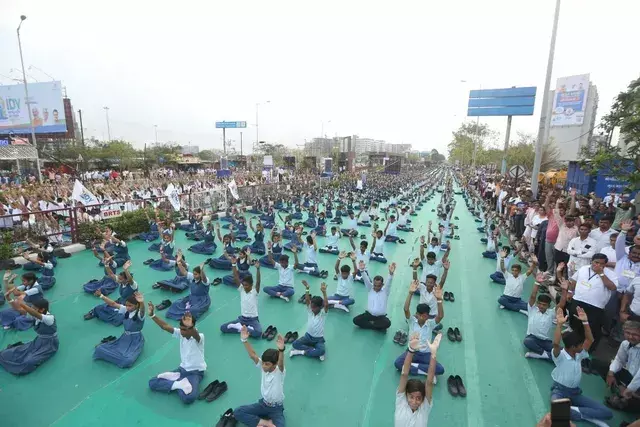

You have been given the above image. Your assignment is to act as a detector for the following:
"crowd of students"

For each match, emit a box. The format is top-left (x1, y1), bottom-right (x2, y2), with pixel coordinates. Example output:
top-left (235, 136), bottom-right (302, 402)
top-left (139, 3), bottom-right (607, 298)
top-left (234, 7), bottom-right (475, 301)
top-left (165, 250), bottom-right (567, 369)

top-left (465, 171), bottom-right (640, 427)
top-left (2, 161), bottom-right (639, 426)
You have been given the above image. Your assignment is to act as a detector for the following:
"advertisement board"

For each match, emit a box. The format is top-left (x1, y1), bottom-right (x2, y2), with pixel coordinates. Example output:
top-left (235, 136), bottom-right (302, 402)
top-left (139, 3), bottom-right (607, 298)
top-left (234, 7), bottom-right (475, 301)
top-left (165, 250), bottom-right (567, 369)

top-left (0, 81), bottom-right (67, 134)
top-left (551, 74), bottom-right (590, 127)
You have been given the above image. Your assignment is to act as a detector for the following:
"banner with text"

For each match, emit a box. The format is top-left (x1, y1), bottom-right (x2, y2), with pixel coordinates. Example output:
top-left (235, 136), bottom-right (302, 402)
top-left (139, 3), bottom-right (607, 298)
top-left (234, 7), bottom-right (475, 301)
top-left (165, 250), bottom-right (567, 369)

top-left (0, 81), bottom-right (67, 134)
top-left (551, 74), bottom-right (590, 127)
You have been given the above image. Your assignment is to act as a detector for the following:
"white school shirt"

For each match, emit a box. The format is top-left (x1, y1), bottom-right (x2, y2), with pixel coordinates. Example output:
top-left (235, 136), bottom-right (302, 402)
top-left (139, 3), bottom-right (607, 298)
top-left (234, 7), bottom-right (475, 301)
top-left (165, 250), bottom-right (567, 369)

top-left (172, 329), bottom-right (207, 372)
top-left (394, 389), bottom-right (432, 427)
top-left (387, 222), bottom-right (398, 237)
top-left (551, 349), bottom-right (589, 388)
top-left (526, 304), bottom-right (554, 340)
top-left (240, 287), bottom-right (259, 318)
top-left (398, 213), bottom-right (409, 226)
top-left (418, 285), bottom-right (437, 316)
top-left (426, 244), bottom-right (441, 255)
top-left (496, 255), bottom-right (513, 273)
top-left (256, 360), bottom-right (285, 405)
top-left (326, 232), bottom-right (339, 248)
top-left (356, 249), bottom-right (371, 267)
top-left (571, 265), bottom-right (617, 309)
top-left (336, 273), bottom-right (354, 297)
top-left (276, 264), bottom-right (295, 288)
top-left (306, 307), bottom-right (326, 338)
top-left (420, 260), bottom-right (442, 283)
top-left (360, 211), bottom-right (370, 222)
top-left (370, 207), bottom-right (379, 217)
top-left (305, 243), bottom-right (318, 265)
top-left (373, 238), bottom-right (385, 254)
top-left (610, 340), bottom-right (640, 392)
top-left (614, 234), bottom-right (640, 292)
top-left (503, 272), bottom-right (527, 299)
top-left (186, 272), bottom-right (210, 286)
top-left (345, 217), bottom-right (358, 230)
top-left (408, 316), bottom-right (437, 353)
top-left (362, 270), bottom-right (393, 316)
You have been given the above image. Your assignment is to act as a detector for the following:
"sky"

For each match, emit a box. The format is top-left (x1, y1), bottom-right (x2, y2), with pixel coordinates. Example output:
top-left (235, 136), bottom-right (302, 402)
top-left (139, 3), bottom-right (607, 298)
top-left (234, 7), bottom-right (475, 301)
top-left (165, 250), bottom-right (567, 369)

top-left (1, 0), bottom-right (639, 156)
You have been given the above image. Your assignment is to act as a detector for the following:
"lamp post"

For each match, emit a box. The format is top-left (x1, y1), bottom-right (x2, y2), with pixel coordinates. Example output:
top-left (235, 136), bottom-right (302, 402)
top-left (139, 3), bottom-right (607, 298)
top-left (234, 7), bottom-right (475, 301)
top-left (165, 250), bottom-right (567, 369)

top-left (103, 106), bottom-right (111, 141)
top-left (255, 100), bottom-right (270, 153)
top-left (154, 124), bottom-right (158, 144)
top-left (531, 0), bottom-right (562, 198)
top-left (17, 15), bottom-right (42, 183)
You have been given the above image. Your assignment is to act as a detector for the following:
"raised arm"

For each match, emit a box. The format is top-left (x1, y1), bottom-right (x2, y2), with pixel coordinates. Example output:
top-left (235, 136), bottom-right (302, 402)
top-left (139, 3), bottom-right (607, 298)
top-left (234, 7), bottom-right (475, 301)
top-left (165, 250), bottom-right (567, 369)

top-left (291, 245), bottom-right (300, 269)
top-left (575, 306), bottom-right (594, 352)
top-left (320, 282), bottom-right (329, 313)
top-left (198, 261), bottom-right (207, 284)
top-left (302, 280), bottom-right (311, 306)
top-left (404, 280), bottom-right (418, 319)
top-left (525, 255), bottom-right (538, 277)
top-left (240, 326), bottom-right (260, 364)
top-left (147, 302), bottom-right (174, 333)
top-left (335, 252), bottom-right (345, 275)
top-left (349, 235), bottom-right (356, 251)
top-left (438, 260), bottom-right (450, 288)
top-left (94, 289), bottom-right (122, 309)
top-left (618, 220), bottom-right (634, 260)
top-left (254, 261), bottom-right (261, 293)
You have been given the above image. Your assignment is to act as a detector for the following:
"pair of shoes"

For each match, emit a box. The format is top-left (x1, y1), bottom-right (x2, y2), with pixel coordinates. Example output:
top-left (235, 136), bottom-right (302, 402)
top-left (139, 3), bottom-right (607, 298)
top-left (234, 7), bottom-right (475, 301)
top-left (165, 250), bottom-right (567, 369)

top-left (156, 299), bottom-right (171, 310)
top-left (152, 282), bottom-right (162, 289)
top-left (447, 327), bottom-right (462, 342)
top-left (297, 295), bottom-right (306, 303)
top-left (6, 341), bottom-right (23, 349)
top-left (215, 408), bottom-right (237, 427)
top-left (398, 239), bottom-right (406, 244)
top-left (447, 375), bottom-right (467, 397)
top-left (199, 380), bottom-right (228, 402)
top-left (284, 331), bottom-right (299, 344)
top-left (212, 278), bottom-right (223, 286)
top-left (453, 235), bottom-right (460, 240)
top-left (581, 358), bottom-right (597, 375)
top-left (143, 259), bottom-right (155, 265)
top-left (262, 325), bottom-right (277, 341)
top-left (319, 270), bottom-right (329, 279)
top-left (444, 292), bottom-right (455, 302)
top-left (83, 310), bottom-right (95, 320)
top-left (393, 330), bottom-right (408, 346)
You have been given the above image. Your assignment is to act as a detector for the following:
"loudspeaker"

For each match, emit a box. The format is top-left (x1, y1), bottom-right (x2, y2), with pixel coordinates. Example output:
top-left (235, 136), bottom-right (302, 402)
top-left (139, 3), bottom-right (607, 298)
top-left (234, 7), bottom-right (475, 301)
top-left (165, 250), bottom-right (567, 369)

top-left (324, 158), bottom-right (332, 172)
top-left (284, 156), bottom-right (296, 168)
top-left (220, 157), bottom-right (228, 169)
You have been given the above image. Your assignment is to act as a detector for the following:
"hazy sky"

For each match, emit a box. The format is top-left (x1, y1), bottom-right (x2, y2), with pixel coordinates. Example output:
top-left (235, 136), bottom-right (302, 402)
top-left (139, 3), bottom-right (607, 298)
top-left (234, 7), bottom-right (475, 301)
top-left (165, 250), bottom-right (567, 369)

top-left (1, 0), bottom-right (638, 155)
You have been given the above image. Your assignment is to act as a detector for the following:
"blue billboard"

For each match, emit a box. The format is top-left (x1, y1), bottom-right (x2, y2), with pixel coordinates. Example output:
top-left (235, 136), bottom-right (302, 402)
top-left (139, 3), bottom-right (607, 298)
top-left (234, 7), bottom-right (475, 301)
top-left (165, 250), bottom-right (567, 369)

top-left (215, 121), bottom-right (247, 129)
top-left (467, 87), bottom-right (536, 117)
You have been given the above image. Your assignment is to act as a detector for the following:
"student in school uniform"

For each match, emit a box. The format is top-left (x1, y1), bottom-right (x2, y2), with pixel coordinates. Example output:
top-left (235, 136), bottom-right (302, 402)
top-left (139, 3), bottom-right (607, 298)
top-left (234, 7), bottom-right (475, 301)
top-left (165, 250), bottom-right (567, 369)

top-left (319, 226), bottom-right (341, 255)
top-left (394, 333), bottom-right (442, 427)
top-left (1, 271), bottom-right (43, 330)
top-left (290, 280), bottom-right (329, 361)
top-left (370, 229), bottom-right (388, 263)
top-left (350, 236), bottom-right (371, 282)
top-left (352, 263), bottom-right (396, 331)
top-left (166, 262), bottom-right (211, 320)
top-left (21, 250), bottom-right (56, 290)
top-left (523, 273), bottom-right (567, 360)
top-left (260, 232), bottom-right (284, 268)
top-left (0, 296), bottom-right (58, 375)
top-left (263, 245), bottom-right (298, 302)
top-left (84, 260), bottom-right (137, 325)
top-left (83, 250), bottom-right (119, 296)
top-left (147, 308), bottom-right (206, 404)
top-left (92, 291), bottom-right (145, 368)
top-left (551, 306), bottom-right (613, 425)
top-left (497, 252), bottom-right (537, 315)
top-left (220, 259), bottom-right (263, 339)
top-left (293, 233), bottom-right (327, 278)
top-left (340, 210), bottom-right (359, 237)
top-left (234, 326), bottom-right (286, 427)
top-left (327, 252), bottom-right (358, 312)
top-left (411, 259), bottom-right (450, 331)
top-left (489, 246), bottom-right (513, 285)
top-left (394, 280), bottom-right (445, 377)
top-left (384, 215), bottom-right (401, 243)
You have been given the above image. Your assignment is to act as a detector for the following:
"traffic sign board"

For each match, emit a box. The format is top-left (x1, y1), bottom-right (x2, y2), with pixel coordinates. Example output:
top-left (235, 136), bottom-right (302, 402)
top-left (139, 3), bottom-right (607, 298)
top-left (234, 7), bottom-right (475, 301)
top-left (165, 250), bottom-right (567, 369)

top-left (509, 164), bottom-right (526, 179)
top-left (216, 121), bottom-right (247, 129)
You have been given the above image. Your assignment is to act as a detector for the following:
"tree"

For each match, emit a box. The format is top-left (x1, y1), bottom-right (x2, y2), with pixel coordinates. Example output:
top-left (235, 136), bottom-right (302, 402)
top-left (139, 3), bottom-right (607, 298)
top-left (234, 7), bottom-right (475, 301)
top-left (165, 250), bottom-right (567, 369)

top-left (580, 76), bottom-right (640, 192)
top-left (447, 121), bottom-right (497, 165)
top-left (429, 149), bottom-right (446, 163)
top-left (146, 142), bottom-right (182, 166)
top-left (199, 149), bottom-right (222, 161)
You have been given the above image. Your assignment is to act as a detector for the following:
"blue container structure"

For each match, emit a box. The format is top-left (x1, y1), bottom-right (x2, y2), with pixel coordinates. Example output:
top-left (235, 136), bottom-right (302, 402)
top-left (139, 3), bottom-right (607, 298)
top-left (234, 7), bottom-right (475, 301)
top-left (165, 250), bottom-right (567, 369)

top-left (566, 160), bottom-right (637, 199)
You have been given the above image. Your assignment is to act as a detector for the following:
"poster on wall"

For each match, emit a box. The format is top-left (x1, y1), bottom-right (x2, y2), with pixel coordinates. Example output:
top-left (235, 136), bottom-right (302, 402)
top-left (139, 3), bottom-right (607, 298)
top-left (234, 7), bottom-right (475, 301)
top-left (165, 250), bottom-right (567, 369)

top-left (551, 74), bottom-right (590, 127)
top-left (0, 81), bottom-right (67, 134)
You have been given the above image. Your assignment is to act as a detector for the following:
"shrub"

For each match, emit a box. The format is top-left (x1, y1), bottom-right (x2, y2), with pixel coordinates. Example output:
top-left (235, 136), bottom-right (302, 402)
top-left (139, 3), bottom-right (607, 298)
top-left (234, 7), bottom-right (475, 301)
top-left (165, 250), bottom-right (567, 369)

top-left (0, 232), bottom-right (14, 261)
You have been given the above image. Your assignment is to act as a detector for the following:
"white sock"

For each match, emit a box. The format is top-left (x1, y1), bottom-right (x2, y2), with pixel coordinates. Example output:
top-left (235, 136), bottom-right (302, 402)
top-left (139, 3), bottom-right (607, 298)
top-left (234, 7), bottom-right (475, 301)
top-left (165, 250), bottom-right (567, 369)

top-left (519, 309), bottom-right (529, 316)
top-left (157, 371), bottom-right (181, 381)
top-left (289, 349), bottom-right (304, 357)
top-left (228, 323), bottom-right (242, 331)
top-left (417, 369), bottom-right (428, 375)
top-left (247, 325), bottom-right (255, 331)
top-left (499, 305), bottom-right (505, 309)
top-left (170, 378), bottom-right (192, 394)
top-left (525, 351), bottom-right (550, 359)
top-left (303, 267), bottom-right (314, 273)
top-left (334, 303), bottom-right (349, 312)
top-left (279, 295), bottom-right (290, 302)
top-left (319, 355), bottom-right (325, 361)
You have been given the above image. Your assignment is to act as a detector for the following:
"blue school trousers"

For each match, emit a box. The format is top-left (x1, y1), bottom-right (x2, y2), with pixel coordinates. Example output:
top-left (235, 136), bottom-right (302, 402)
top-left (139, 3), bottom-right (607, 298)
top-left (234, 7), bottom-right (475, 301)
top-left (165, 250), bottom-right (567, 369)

top-left (328, 294), bottom-right (355, 307)
top-left (490, 271), bottom-right (505, 285)
top-left (551, 381), bottom-right (613, 421)
top-left (394, 350), bottom-right (445, 375)
top-left (263, 285), bottom-right (295, 298)
top-left (482, 250), bottom-right (496, 259)
top-left (523, 334), bottom-right (553, 356)
top-left (234, 399), bottom-right (285, 427)
top-left (498, 295), bottom-right (527, 312)
top-left (148, 367), bottom-right (204, 404)
top-left (220, 316), bottom-right (262, 338)
top-left (292, 332), bottom-right (325, 358)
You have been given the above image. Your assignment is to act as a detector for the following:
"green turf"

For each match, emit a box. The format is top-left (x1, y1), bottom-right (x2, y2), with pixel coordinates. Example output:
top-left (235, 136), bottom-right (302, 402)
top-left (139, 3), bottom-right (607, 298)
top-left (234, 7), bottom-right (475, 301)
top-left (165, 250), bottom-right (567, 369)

top-left (0, 193), bottom-right (632, 426)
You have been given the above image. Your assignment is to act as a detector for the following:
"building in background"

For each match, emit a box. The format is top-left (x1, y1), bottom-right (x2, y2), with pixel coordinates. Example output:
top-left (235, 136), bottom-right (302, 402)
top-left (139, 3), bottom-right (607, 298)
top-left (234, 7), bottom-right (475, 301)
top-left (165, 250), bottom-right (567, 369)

top-left (544, 74), bottom-right (598, 162)
top-left (181, 145), bottom-right (199, 155)
top-left (304, 135), bottom-right (412, 160)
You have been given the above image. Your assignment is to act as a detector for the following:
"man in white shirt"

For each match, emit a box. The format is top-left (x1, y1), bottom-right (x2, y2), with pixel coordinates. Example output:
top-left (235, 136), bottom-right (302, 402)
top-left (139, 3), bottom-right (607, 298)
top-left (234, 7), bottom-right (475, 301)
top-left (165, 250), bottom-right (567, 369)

top-left (235, 326), bottom-right (286, 427)
top-left (147, 309), bottom-right (206, 404)
top-left (567, 223), bottom-right (597, 277)
top-left (590, 216), bottom-right (616, 253)
top-left (290, 281), bottom-right (328, 360)
top-left (353, 263), bottom-right (396, 330)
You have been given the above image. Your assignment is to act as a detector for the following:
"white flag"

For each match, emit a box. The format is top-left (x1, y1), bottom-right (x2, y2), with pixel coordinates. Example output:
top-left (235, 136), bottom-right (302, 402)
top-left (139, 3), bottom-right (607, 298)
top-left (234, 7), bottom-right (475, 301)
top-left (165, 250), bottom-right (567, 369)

top-left (228, 179), bottom-right (239, 200)
top-left (164, 183), bottom-right (181, 211)
top-left (72, 179), bottom-right (99, 206)
top-left (356, 179), bottom-right (363, 190)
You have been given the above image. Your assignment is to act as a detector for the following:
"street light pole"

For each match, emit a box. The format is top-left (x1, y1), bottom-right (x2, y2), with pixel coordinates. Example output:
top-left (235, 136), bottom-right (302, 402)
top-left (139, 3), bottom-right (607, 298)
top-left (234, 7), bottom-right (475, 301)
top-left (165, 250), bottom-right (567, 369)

top-left (103, 106), bottom-right (111, 141)
top-left (255, 100), bottom-right (270, 152)
top-left (531, 0), bottom-right (562, 198)
top-left (154, 124), bottom-right (158, 144)
top-left (17, 15), bottom-right (42, 183)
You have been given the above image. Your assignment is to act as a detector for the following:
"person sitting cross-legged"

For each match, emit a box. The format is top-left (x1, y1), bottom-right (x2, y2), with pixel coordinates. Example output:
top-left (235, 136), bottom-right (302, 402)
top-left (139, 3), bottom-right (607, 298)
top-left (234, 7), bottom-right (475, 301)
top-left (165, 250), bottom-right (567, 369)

top-left (352, 263), bottom-right (396, 331)
top-left (498, 252), bottom-right (537, 315)
top-left (289, 280), bottom-right (329, 361)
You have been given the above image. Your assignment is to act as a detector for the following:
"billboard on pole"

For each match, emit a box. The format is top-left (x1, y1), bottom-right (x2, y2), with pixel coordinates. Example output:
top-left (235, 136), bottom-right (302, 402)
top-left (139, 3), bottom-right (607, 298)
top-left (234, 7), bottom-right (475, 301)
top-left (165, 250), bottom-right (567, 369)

top-left (551, 74), bottom-right (590, 127)
top-left (0, 81), bottom-right (67, 134)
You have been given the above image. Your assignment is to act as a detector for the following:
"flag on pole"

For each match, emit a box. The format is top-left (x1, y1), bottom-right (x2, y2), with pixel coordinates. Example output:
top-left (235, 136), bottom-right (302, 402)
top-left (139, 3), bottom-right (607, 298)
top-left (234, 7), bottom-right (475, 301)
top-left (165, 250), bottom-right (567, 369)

top-left (72, 179), bottom-right (99, 206)
top-left (164, 183), bottom-right (181, 211)
top-left (228, 179), bottom-right (239, 200)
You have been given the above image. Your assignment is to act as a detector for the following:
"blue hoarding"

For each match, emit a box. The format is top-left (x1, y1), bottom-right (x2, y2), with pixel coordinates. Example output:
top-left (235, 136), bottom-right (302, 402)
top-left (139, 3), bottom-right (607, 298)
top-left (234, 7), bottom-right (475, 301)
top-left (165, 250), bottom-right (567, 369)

top-left (467, 87), bottom-right (536, 117)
